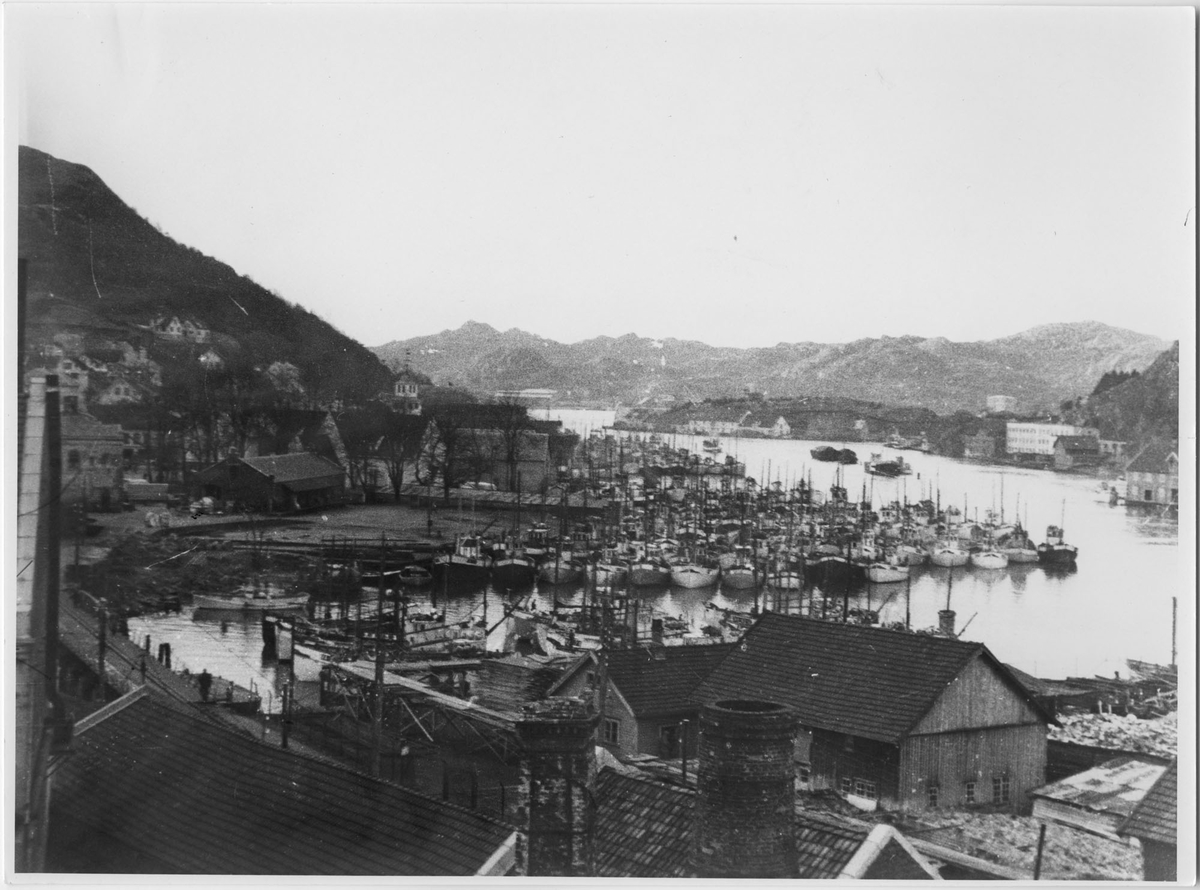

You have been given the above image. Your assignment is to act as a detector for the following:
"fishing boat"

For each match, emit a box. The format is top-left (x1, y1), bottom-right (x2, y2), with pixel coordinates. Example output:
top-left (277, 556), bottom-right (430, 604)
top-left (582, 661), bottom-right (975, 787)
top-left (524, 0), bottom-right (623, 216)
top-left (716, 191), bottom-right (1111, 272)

top-left (810, 445), bottom-right (859, 464)
top-left (670, 557), bottom-right (720, 589)
top-left (866, 555), bottom-right (910, 583)
top-left (1037, 525), bottom-right (1078, 567)
top-left (721, 549), bottom-right (760, 590)
top-left (969, 548), bottom-right (1009, 570)
top-left (194, 587), bottom-right (310, 612)
top-left (431, 535), bottom-right (492, 585)
top-left (628, 556), bottom-right (673, 587)
top-left (864, 453), bottom-right (912, 477)
top-left (491, 543), bottom-right (537, 590)
top-left (537, 549), bottom-right (584, 585)
top-left (397, 564), bottom-right (433, 586)
top-left (929, 539), bottom-right (969, 567)
top-left (702, 437), bottom-right (721, 454)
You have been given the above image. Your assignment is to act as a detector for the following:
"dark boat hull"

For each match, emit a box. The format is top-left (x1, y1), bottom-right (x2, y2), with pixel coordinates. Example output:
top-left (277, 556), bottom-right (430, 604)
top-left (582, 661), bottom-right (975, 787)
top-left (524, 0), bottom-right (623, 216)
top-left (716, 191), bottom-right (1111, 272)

top-left (1037, 544), bottom-right (1078, 566)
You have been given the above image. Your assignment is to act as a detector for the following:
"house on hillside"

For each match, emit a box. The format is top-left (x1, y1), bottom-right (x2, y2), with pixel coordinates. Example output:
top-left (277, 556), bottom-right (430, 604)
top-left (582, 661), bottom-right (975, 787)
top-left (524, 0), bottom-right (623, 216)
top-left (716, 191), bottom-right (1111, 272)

top-left (48, 690), bottom-right (517, 875)
top-left (1052, 435), bottom-right (1103, 471)
top-left (1124, 443), bottom-right (1179, 508)
top-left (681, 408), bottom-right (750, 436)
top-left (144, 314), bottom-right (211, 343)
top-left (384, 367), bottom-right (423, 415)
top-left (691, 613), bottom-right (1055, 814)
top-left (742, 412), bottom-right (792, 438)
top-left (548, 644), bottom-right (735, 758)
top-left (194, 452), bottom-right (346, 511)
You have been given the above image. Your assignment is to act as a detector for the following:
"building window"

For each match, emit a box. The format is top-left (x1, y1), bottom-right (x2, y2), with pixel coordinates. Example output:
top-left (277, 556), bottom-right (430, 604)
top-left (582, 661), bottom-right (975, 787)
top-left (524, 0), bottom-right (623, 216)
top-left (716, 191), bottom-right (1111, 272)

top-left (853, 779), bottom-right (878, 801)
top-left (67, 450), bottom-right (81, 469)
top-left (797, 763), bottom-right (811, 786)
top-left (602, 718), bottom-right (619, 746)
top-left (964, 781), bottom-right (977, 804)
top-left (1145, 489), bottom-right (1153, 502)
top-left (927, 785), bottom-right (939, 808)
top-left (840, 776), bottom-right (853, 795)
top-left (992, 775), bottom-right (1011, 804)
top-left (659, 724), bottom-right (680, 759)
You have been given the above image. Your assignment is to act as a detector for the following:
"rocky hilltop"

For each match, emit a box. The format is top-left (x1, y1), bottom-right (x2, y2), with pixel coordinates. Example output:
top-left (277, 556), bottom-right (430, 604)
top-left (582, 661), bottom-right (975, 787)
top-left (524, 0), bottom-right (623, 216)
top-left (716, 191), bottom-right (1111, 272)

top-left (373, 321), bottom-right (1168, 414)
top-left (19, 146), bottom-right (392, 401)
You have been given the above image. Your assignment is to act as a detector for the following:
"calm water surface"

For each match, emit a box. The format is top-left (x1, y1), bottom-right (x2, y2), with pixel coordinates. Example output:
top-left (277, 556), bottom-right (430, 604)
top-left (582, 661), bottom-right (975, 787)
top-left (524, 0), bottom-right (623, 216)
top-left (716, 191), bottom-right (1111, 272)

top-left (131, 416), bottom-right (1182, 706)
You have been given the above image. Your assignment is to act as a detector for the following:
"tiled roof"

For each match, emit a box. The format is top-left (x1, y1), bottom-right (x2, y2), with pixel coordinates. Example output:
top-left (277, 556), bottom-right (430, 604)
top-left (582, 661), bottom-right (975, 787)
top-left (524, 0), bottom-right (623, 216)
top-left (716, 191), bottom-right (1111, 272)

top-left (594, 768), bottom-right (695, 877)
top-left (1120, 759), bottom-right (1177, 846)
top-left (1125, 442), bottom-right (1178, 475)
top-left (794, 811), bottom-right (871, 878)
top-left (593, 765), bottom-right (931, 879)
top-left (51, 695), bottom-right (515, 875)
top-left (562, 644), bottom-right (735, 718)
top-left (692, 613), bottom-right (1032, 743)
top-left (238, 452), bottom-right (345, 484)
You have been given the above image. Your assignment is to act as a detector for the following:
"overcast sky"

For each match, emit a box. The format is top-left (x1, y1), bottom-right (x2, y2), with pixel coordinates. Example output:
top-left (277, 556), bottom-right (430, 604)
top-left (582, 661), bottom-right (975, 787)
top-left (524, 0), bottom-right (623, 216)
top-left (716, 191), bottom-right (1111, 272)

top-left (7, 3), bottom-right (1195, 348)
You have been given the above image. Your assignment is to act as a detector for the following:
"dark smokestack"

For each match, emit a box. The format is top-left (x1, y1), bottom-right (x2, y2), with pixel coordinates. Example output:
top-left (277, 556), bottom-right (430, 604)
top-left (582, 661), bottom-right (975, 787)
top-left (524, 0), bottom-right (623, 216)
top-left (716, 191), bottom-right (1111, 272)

top-left (692, 699), bottom-right (799, 879)
top-left (938, 609), bottom-right (956, 637)
top-left (514, 697), bottom-right (598, 877)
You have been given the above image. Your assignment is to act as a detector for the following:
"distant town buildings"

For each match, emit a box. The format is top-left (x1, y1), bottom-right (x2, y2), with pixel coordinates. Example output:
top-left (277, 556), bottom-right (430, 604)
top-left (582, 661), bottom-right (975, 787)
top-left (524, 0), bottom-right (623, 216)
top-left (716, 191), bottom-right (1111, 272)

top-left (963, 431), bottom-right (997, 460)
top-left (987, 395), bottom-right (1017, 414)
top-left (62, 412), bottom-right (126, 510)
top-left (494, 388), bottom-right (556, 409)
top-left (1052, 435), bottom-right (1103, 471)
top-left (1005, 422), bottom-right (1098, 458)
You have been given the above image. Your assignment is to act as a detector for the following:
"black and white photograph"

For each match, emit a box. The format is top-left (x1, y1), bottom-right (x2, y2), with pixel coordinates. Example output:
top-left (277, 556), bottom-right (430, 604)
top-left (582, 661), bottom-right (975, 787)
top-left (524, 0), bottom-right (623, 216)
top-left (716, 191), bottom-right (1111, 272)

top-left (6, 2), bottom-right (1194, 881)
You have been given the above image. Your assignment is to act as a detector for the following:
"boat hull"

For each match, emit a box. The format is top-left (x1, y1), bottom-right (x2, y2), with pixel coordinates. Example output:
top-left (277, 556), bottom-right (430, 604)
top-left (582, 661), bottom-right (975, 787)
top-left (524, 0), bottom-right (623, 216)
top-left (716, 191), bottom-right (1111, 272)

top-left (670, 565), bottom-right (720, 588)
top-left (721, 568), bottom-right (759, 589)
top-left (492, 558), bottom-right (536, 589)
top-left (866, 564), bottom-right (909, 583)
top-left (930, 549), bottom-right (969, 568)
top-left (1037, 544), bottom-right (1078, 566)
top-left (969, 551), bottom-right (1009, 570)
top-left (628, 563), bottom-right (672, 587)
top-left (194, 593), bottom-right (309, 612)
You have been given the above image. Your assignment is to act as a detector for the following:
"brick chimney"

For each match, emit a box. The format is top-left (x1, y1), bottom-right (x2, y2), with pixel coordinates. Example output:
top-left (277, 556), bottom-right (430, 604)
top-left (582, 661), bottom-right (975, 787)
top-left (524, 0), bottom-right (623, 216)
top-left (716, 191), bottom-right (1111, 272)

top-left (514, 697), bottom-right (598, 877)
top-left (691, 699), bottom-right (799, 878)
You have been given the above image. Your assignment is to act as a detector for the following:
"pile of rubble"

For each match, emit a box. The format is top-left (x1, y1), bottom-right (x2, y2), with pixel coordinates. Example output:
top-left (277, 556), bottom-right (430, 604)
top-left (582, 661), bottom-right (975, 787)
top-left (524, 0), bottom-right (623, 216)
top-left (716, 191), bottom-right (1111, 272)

top-left (1050, 710), bottom-right (1177, 759)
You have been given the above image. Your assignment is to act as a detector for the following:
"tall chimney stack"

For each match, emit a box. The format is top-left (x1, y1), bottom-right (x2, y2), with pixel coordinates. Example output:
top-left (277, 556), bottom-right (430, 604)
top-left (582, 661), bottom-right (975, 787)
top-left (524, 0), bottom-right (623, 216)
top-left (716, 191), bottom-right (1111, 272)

top-left (514, 697), bottom-right (598, 877)
top-left (691, 699), bottom-right (799, 879)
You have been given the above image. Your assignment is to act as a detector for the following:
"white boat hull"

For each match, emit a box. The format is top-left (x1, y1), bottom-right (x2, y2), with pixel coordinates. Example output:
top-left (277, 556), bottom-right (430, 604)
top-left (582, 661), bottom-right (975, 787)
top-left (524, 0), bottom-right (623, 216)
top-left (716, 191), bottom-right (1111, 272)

top-left (930, 549), bottom-right (969, 568)
top-left (866, 564), bottom-right (909, 583)
top-left (721, 568), bottom-right (759, 589)
top-left (194, 593), bottom-right (309, 611)
top-left (671, 565), bottom-right (720, 588)
top-left (970, 551), bottom-right (1009, 570)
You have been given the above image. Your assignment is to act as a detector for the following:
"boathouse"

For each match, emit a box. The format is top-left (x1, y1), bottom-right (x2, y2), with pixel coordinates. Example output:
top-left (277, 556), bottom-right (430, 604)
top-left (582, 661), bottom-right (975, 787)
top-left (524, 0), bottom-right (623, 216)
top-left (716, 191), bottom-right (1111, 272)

top-left (47, 689), bottom-right (517, 874)
top-left (691, 613), bottom-right (1055, 814)
top-left (1123, 442), bottom-right (1179, 508)
top-left (547, 644), bottom-right (735, 758)
top-left (194, 451), bottom-right (346, 511)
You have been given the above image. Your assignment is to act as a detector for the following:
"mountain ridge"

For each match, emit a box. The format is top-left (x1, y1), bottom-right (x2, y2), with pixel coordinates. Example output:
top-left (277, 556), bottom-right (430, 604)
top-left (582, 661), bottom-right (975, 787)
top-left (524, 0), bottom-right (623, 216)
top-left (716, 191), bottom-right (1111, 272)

top-left (372, 320), bottom-right (1168, 413)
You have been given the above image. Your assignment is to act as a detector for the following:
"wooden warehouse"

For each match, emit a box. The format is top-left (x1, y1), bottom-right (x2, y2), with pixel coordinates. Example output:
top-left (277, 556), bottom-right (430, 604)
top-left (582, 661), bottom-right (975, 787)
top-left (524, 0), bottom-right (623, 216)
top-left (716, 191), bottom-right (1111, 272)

top-left (195, 452), bottom-right (346, 512)
top-left (691, 613), bottom-right (1056, 814)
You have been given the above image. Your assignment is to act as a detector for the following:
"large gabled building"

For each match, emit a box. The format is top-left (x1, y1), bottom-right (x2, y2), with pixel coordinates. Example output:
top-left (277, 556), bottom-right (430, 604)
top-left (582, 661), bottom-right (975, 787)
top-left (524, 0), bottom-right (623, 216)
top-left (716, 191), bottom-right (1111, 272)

top-left (194, 452), bottom-right (346, 512)
top-left (1124, 442), bottom-right (1179, 508)
top-left (691, 613), bottom-right (1055, 814)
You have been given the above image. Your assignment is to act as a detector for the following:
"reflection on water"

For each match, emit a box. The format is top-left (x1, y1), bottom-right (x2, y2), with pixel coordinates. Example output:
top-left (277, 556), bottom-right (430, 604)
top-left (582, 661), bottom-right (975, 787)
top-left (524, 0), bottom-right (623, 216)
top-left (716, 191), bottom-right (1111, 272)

top-left (131, 431), bottom-right (1181, 693)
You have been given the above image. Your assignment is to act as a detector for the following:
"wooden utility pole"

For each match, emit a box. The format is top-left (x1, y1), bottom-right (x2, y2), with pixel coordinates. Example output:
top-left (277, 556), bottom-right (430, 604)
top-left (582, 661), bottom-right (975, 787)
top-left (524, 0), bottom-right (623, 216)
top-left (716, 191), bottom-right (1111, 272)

top-left (371, 535), bottom-right (387, 778)
top-left (95, 598), bottom-right (108, 703)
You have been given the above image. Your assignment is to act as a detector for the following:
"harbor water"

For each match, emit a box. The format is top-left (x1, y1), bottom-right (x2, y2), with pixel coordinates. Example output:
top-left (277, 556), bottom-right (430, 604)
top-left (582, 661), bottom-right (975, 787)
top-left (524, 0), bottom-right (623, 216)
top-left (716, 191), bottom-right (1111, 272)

top-left (130, 416), bottom-right (1181, 707)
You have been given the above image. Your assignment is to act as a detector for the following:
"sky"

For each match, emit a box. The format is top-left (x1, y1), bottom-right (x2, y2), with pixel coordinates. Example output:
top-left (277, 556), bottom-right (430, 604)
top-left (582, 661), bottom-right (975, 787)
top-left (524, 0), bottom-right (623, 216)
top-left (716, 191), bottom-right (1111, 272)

top-left (5, 3), bottom-right (1196, 349)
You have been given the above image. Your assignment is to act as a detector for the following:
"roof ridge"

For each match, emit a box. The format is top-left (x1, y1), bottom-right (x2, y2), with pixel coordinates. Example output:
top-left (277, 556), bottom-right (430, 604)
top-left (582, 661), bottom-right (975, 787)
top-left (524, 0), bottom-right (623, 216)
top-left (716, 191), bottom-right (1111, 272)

top-left (73, 686), bottom-right (150, 734)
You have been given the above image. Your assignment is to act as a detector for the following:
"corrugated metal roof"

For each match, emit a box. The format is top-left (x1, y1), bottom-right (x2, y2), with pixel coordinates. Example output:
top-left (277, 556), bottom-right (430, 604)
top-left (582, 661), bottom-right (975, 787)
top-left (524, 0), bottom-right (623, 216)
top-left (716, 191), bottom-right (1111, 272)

top-left (1119, 759), bottom-right (1177, 846)
top-left (692, 612), bottom-right (1040, 743)
top-left (51, 694), bottom-right (515, 875)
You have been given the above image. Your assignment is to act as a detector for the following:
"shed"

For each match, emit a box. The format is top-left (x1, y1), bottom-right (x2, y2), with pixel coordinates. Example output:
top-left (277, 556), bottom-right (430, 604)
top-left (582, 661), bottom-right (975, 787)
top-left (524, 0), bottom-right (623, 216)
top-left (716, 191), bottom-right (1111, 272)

top-left (194, 452), bottom-right (346, 512)
top-left (1030, 756), bottom-right (1168, 840)
top-left (691, 613), bottom-right (1055, 813)
top-left (1053, 435), bottom-right (1103, 471)
top-left (1118, 759), bottom-right (1177, 881)
top-left (48, 691), bottom-right (517, 874)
